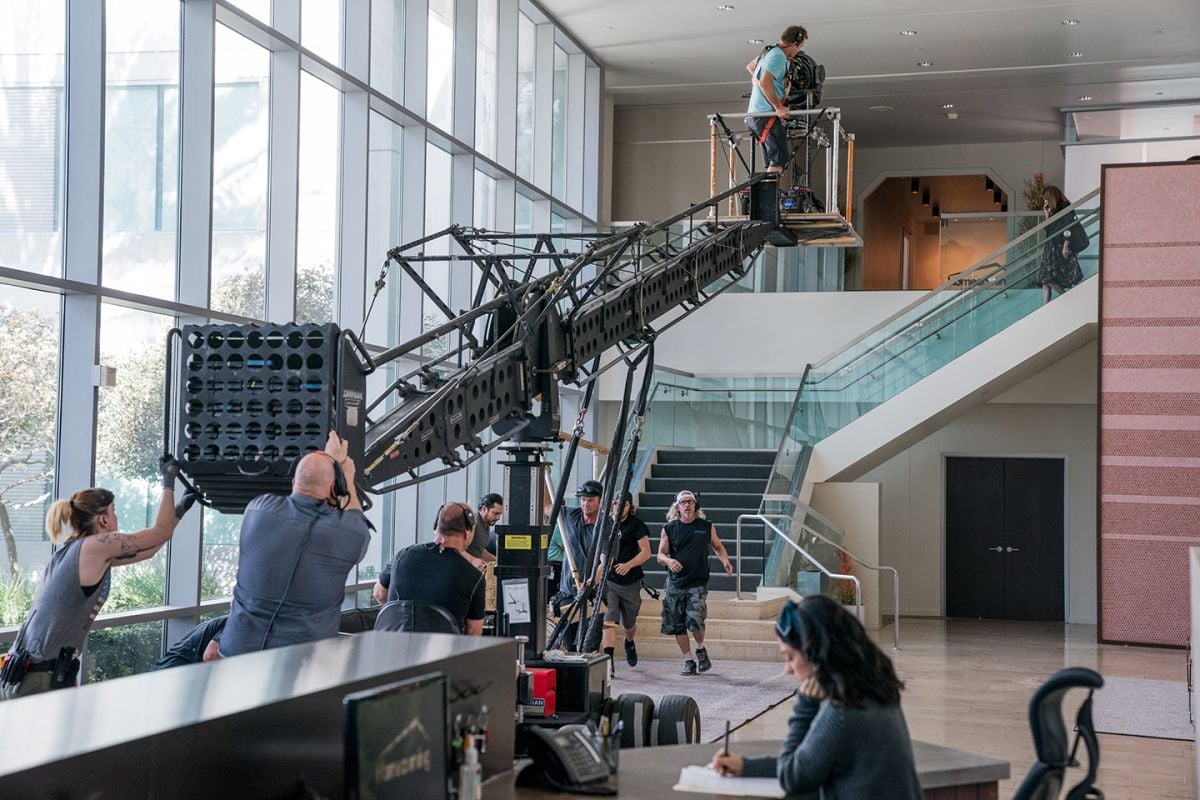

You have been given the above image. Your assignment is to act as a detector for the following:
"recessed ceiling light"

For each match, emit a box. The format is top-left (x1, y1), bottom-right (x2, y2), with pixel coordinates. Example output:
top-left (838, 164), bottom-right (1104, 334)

top-left (869, 105), bottom-right (895, 112)
top-left (1069, 51), bottom-right (1084, 58)
top-left (900, 30), bottom-right (917, 36)
top-left (917, 60), bottom-right (932, 67)
top-left (1061, 18), bottom-right (1080, 26)
top-left (716, 4), bottom-right (735, 10)
top-left (748, 38), bottom-right (764, 44)
top-left (940, 103), bottom-right (955, 110)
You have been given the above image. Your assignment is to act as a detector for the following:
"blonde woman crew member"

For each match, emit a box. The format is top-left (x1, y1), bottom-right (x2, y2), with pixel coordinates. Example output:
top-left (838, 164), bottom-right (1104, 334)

top-left (0, 457), bottom-right (195, 699)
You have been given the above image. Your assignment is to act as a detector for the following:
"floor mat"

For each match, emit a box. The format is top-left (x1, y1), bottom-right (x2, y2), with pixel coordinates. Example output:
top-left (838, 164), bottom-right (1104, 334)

top-left (1091, 677), bottom-right (1194, 741)
top-left (610, 658), bottom-right (797, 743)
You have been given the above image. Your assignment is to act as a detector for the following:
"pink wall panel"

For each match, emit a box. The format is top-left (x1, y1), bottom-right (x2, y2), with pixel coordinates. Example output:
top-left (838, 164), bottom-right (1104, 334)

top-left (1099, 161), bottom-right (1200, 647)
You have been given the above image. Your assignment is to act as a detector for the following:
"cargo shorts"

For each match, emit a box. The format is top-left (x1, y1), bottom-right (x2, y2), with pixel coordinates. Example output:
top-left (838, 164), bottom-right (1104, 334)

top-left (660, 585), bottom-right (708, 636)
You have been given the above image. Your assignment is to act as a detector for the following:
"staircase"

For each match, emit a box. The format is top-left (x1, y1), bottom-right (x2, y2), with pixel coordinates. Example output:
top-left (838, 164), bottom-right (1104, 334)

top-left (614, 592), bottom-right (789, 662)
top-left (638, 449), bottom-right (774, 593)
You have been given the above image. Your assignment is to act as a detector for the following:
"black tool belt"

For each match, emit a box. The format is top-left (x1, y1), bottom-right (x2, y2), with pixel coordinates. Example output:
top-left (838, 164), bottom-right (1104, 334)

top-left (1, 647), bottom-right (79, 689)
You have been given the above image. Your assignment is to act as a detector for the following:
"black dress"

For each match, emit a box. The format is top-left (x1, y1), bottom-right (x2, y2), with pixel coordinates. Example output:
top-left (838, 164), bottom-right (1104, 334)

top-left (1036, 201), bottom-right (1085, 290)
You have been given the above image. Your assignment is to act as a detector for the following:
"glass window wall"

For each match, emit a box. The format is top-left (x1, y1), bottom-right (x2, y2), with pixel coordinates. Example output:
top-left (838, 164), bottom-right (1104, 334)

top-left (295, 71), bottom-right (341, 324)
top-left (103, 0), bottom-right (180, 300)
top-left (0, 3), bottom-right (66, 278)
top-left (210, 25), bottom-right (271, 319)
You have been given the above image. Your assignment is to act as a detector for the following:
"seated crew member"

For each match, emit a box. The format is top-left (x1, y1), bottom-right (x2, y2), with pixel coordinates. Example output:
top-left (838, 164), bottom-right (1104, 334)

top-left (658, 489), bottom-right (732, 676)
top-left (383, 502), bottom-right (485, 635)
top-left (601, 491), bottom-right (651, 672)
top-left (744, 24), bottom-right (808, 175)
top-left (1, 457), bottom-right (195, 699)
top-left (709, 595), bottom-right (922, 799)
top-left (208, 431), bottom-right (370, 659)
top-left (151, 615), bottom-right (228, 670)
top-left (471, 492), bottom-right (504, 564)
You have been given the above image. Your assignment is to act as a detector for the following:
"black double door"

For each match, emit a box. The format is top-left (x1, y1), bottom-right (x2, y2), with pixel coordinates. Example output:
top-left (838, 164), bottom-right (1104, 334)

top-left (945, 457), bottom-right (1065, 621)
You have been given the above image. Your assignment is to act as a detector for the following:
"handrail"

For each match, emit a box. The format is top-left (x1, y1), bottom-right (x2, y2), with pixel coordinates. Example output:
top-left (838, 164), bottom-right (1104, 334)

top-left (813, 204), bottom-right (1101, 387)
top-left (811, 188), bottom-right (1100, 370)
top-left (736, 512), bottom-right (860, 630)
top-left (736, 512), bottom-right (901, 651)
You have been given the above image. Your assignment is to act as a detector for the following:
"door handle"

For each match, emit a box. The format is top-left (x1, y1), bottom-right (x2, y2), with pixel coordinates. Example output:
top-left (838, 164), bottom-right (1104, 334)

top-left (1006, 546), bottom-right (1021, 553)
top-left (987, 546), bottom-right (1003, 552)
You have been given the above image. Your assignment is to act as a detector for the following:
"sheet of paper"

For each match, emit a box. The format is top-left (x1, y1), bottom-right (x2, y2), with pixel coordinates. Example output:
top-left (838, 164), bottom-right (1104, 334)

top-left (501, 579), bottom-right (532, 624)
top-left (673, 765), bottom-right (786, 798)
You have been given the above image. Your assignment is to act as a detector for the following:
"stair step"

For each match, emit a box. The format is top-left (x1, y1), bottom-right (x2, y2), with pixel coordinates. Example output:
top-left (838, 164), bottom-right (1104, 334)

top-left (637, 508), bottom-right (768, 526)
top-left (649, 463), bottom-right (772, 480)
top-left (656, 449), bottom-right (776, 466)
top-left (642, 573), bottom-right (761, 593)
top-left (642, 556), bottom-right (764, 577)
top-left (614, 636), bottom-right (786, 663)
top-left (644, 477), bottom-right (768, 494)
top-left (638, 593), bottom-right (787, 621)
top-left (639, 491), bottom-right (763, 508)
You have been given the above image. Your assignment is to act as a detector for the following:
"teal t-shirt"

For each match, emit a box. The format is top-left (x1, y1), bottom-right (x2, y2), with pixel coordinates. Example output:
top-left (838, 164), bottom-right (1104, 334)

top-left (748, 46), bottom-right (789, 114)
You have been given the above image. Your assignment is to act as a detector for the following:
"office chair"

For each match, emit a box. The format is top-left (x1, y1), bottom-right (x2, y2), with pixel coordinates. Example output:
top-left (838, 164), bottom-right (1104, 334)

top-left (1011, 666), bottom-right (1104, 800)
top-left (374, 599), bottom-right (462, 634)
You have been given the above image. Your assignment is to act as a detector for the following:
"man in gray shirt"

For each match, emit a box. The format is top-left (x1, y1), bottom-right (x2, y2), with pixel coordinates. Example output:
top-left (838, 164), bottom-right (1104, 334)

top-left (209, 432), bottom-right (370, 658)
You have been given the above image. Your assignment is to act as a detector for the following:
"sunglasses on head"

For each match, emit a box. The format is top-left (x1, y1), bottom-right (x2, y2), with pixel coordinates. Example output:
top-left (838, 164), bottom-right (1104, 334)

top-left (775, 600), bottom-right (802, 642)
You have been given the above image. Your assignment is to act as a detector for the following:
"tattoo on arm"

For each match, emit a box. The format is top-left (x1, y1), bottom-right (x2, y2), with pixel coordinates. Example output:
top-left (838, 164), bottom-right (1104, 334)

top-left (97, 533), bottom-right (155, 562)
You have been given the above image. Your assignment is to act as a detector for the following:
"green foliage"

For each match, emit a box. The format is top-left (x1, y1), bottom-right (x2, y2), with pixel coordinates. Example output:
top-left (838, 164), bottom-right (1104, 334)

top-left (105, 557), bottom-right (167, 613)
top-left (0, 571), bottom-right (35, 627)
top-left (86, 621), bottom-right (163, 683)
top-left (210, 264), bottom-right (335, 324)
top-left (0, 303), bottom-right (58, 577)
top-left (96, 341), bottom-right (167, 486)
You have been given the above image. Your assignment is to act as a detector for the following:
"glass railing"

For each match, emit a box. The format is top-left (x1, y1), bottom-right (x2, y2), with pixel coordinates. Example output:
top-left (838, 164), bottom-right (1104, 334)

top-left (640, 372), bottom-right (800, 452)
top-left (758, 189), bottom-right (1101, 592)
top-left (765, 189), bottom-right (1100, 502)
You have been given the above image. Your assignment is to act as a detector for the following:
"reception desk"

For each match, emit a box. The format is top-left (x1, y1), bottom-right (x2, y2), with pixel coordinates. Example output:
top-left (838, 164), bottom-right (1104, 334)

top-left (0, 631), bottom-right (516, 799)
top-left (488, 738), bottom-right (1010, 800)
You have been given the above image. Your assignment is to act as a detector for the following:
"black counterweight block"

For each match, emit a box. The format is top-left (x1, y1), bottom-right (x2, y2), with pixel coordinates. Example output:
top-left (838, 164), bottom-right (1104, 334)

top-left (173, 323), bottom-right (369, 514)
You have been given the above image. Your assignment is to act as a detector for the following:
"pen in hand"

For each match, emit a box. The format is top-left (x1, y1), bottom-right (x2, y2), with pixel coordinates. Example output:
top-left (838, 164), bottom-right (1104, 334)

top-left (723, 720), bottom-right (731, 757)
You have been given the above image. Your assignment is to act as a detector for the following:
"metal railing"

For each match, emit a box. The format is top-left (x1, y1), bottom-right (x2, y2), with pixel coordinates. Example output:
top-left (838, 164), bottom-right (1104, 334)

top-left (735, 512), bottom-right (901, 650)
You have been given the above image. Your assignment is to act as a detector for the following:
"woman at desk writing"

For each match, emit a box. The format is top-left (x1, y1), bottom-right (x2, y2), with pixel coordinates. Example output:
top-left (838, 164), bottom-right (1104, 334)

top-left (709, 595), bottom-right (921, 799)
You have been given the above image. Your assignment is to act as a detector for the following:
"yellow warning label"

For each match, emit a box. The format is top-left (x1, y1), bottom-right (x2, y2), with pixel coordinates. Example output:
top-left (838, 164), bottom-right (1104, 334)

top-left (506, 535), bottom-right (533, 550)
top-left (541, 534), bottom-right (550, 550)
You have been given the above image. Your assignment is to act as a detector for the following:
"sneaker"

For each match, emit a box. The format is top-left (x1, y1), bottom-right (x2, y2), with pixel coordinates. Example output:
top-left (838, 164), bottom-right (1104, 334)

top-left (624, 639), bottom-right (638, 667)
top-left (696, 647), bottom-right (712, 673)
top-left (681, 658), bottom-right (698, 676)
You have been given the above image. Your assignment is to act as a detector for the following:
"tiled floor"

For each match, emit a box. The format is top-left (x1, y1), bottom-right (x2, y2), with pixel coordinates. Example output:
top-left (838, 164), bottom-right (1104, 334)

top-left (731, 618), bottom-right (1195, 799)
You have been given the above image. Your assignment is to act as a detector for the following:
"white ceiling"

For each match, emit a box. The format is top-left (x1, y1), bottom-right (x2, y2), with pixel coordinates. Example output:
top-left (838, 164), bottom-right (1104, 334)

top-left (541, 0), bottom-right (1200, 146)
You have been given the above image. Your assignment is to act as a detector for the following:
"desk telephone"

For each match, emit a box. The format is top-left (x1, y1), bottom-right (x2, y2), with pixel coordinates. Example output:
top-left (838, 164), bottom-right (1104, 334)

top-left (519, 724), bottom-right (616, 796)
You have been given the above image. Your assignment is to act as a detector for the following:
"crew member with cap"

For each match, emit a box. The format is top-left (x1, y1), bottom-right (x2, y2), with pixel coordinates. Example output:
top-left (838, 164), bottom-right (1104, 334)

top-left (378, 501), bottom-right (486, 634)
top-left (601, 491), bottom-right (651, 672)
top-left (658, 489), bottom-right (733, 675)
top-left (548, 479), bottom-right (604, 598)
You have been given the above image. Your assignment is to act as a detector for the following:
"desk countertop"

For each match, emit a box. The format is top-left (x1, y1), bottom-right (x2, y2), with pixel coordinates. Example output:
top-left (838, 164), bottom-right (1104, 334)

top-left (486, 738), bottom-right (1009, 798)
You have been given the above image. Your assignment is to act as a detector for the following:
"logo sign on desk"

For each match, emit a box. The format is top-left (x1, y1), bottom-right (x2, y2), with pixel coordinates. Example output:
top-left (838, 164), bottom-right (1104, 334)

top-left (344, 672), bottom-right (448, 800)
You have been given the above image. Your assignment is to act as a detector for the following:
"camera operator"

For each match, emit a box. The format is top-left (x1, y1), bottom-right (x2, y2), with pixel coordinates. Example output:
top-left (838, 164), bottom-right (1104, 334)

top-left (207, 431), bottom-right (370, 659)
top-left (1, 456), bottom-right (195, 699)
top-left (744, 25), bottom-right (809, 174)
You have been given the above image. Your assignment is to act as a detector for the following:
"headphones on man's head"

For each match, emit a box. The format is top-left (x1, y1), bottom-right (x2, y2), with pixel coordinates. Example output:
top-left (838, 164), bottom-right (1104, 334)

top-left (433, 502), bottom-right (475, 534)
top-left (675, 490), bottom-right (702, 511)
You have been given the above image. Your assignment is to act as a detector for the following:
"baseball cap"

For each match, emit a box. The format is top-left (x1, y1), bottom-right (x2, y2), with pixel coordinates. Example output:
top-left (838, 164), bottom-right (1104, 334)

top-left (576, 480), bottom-right (604, 497)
